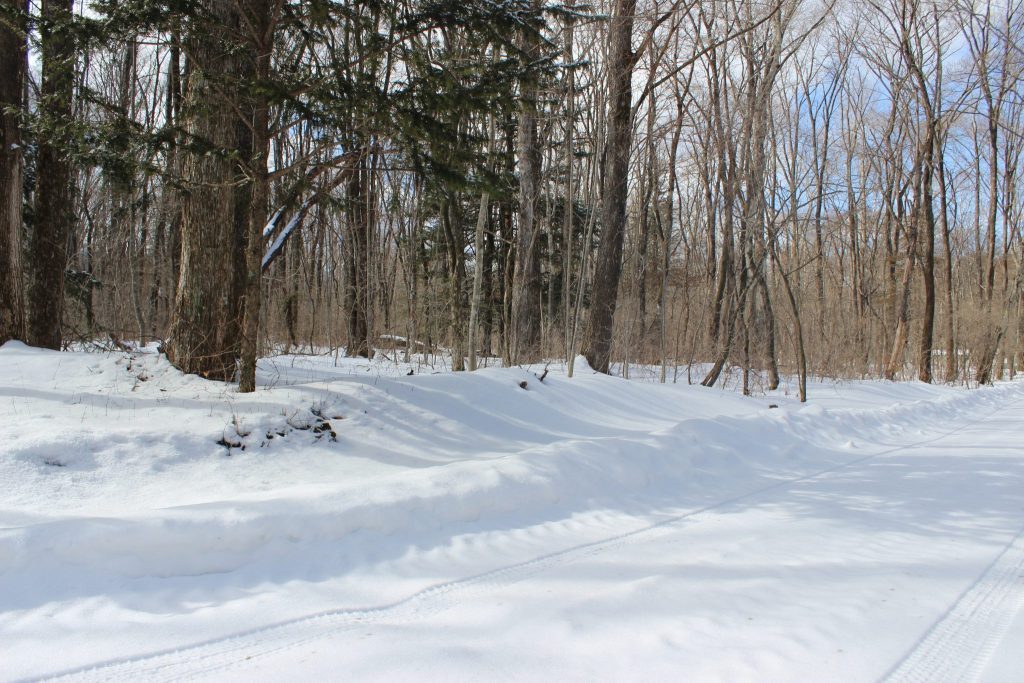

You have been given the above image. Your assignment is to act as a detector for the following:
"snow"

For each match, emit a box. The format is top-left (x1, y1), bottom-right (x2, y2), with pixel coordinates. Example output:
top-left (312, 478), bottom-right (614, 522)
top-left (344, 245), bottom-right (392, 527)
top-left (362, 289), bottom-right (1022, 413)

top-left (1, 340), bottom-right (1023, 682)
top-left (261, 200), bottom-right (311, 270)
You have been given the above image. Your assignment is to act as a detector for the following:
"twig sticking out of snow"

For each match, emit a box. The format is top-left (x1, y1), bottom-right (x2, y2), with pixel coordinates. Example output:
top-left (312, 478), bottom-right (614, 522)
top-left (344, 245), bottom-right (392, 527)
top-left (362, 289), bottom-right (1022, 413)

top-left (536, 363), bottom-right (551, 383)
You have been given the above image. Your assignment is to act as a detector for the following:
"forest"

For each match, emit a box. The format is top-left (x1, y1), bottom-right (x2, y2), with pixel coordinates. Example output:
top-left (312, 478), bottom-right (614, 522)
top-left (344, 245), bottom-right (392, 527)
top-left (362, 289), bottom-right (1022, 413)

top-left (1, 0), bottom-right (1022, 400)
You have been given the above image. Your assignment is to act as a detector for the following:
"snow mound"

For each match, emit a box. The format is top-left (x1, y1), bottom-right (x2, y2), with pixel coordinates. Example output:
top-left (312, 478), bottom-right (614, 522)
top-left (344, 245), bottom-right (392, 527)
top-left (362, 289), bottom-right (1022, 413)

top-left (2, 342), bottom-right (1022, 680)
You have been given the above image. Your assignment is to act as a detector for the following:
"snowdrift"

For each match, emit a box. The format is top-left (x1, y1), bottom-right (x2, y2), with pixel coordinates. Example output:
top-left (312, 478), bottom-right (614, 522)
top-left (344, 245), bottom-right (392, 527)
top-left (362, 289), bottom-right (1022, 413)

top-left (1, 341), bottom-right (1021, 680)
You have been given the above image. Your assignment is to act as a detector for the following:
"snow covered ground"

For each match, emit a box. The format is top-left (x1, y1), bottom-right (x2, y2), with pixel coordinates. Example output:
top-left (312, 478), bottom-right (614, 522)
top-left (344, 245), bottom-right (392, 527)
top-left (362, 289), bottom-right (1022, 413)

top-left (1, 341), bottom-right (1023, 682)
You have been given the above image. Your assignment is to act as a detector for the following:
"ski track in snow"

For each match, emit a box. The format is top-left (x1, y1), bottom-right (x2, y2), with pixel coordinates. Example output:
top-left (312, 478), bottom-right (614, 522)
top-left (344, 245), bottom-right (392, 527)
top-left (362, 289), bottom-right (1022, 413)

top-left (27, 392), bottom-right (1023, 683)
top-left (883, 524), bottom-right (1024, 683)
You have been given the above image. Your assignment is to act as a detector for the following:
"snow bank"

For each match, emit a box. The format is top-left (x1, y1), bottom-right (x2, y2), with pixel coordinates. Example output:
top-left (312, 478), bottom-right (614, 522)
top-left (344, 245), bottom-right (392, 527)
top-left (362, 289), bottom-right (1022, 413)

top-left (1, 341), bottom-right (1021, 680)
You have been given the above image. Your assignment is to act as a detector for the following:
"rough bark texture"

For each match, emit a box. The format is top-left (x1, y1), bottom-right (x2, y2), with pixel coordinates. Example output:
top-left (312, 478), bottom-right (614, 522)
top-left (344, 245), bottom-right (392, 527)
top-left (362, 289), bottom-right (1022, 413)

top-left (976, 96), bottom-right (1002, 385)
top-left (909, 51), bottom-right (938, 385)
top-left (937, 146), bottom-right (956, 382)
top-left (0, 0), bottom-right (26, 345)
top-left (917, 158), bottom-right (936, 383)
top-left (442, 198), bottom-right (467, 371)
top-left (510, 21), bottom-right (543, 364)
top-left (582, 0), bottom-right (636, 374)
top-left (166, 1), bottom-right (244, 381)
top-left (468, 189), bottom-right (490, 371)
top-left (560, 11), bottom-right (576, 367)
top-left (345, 157), bottom-right (371, 359)
top-left (238, 0), bottom-right (274, 392)
top-left (26, 0), bottom-right (74, 350)
top-left (883, 222), bottom-right (919, 381)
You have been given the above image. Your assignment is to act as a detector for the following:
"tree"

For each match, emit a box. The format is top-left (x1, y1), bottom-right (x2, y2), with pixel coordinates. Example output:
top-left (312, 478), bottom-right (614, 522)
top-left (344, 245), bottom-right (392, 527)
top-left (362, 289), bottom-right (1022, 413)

top-left (510, 3), bottom-right (544, 365)
top-left (582, 0), bottom-right (638, 374)
top-left (237, 0), bottom-right (280, 392)
top-left (26, 0), bottom-right (75, 350)
top-left (165, 0), bottom-right (248, 381)
top-left (961, 0), bottom-right (1023, 384)
top-left (7, 0), bottom-right (1021, 396)
top-left (0, 0), bottom-right (26, 345)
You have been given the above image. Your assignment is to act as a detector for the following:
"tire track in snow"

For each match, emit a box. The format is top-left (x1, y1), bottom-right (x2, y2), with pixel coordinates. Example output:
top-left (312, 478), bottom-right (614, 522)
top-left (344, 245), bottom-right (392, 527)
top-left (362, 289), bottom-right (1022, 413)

top-left (30, 389), bottom-right (1024, 683)
top-left (882, 525), bottom-right (1024, 683)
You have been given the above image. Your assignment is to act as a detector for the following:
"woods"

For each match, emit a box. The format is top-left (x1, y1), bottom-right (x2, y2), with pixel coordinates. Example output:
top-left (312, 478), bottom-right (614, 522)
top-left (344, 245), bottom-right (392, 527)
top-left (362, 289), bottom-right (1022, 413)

top-left (1, 0), bottom-right (1022, 394)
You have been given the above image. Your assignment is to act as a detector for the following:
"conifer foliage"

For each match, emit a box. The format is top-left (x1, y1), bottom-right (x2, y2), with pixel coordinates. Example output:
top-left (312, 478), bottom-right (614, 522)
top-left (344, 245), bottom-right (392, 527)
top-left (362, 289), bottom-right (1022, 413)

top-left (2, 0), bottom-right (1023, 393)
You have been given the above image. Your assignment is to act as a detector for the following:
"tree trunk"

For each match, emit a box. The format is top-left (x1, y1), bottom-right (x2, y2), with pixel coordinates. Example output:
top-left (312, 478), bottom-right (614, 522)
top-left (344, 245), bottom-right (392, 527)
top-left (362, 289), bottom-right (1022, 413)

top-left (238, 0), bottom-right (274, 392)
top-left (659, 92), bottom-right (685, 383)
top-left (510, 18), bottom-right (543, 364)
top-left (0, 0), bottom-right (26, 345)
top-left (937, 146), bottom-right (956, 382)
top-left (917, 152), bottom-right (936, 383)
top-left (883, 220), bottom-right (919, 381)
top-left (345, 156), bottom-right (372, 359)
top-left (166, 0), bottom-right (244, 381)
top-left (26, 0), bottom-right (75, 350)
top-left (468, 188), bottom-right (490, 371)
top-left (561, 9), bottom-right (576, 367)
top-left (582, 0), bottom-right (636, 374)
top-left (442, 197), bottom-right (467, 371)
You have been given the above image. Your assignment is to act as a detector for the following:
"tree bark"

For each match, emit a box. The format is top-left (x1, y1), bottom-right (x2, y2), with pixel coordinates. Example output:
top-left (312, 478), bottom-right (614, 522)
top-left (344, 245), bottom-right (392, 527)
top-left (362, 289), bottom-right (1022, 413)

top-left (582, 0), bottom-right (636, 374)
top-left (166, 0), bottom-right (245, 381)
top-left (561, 8), bottom-right (576, 367)
top-left (916, 148), bottom-right (936, 383)
top-left (345, 155), bottom-right (372, 359)
top-left (0, 0), bottom-right (26, 345)
top-left (26, 0), bottom-right (75, 350)
top-left (883, 214), bottom-right (919, 381)
top-left (238, 0), bottom-right (275, 392)
top-left (510, 17), bottom-right (543, 364)
top-left (442, 197), bottom-right (467, 371)
top-left (468, 188), bottom-right (490, 371)
top-left (936, 143), bottom-right (956, 382)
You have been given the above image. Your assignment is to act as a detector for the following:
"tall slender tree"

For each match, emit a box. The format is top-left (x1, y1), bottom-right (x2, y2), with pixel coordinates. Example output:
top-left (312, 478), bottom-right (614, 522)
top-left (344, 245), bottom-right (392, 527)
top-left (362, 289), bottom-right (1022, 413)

top-left (0, 0), bottom-right (26, 345)
top-left (510, 6), bottom-right (544, 364)
top-left (582, 0), bottom-right (637, 374)
top-left (237, 0), bottom-right (280, 392)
